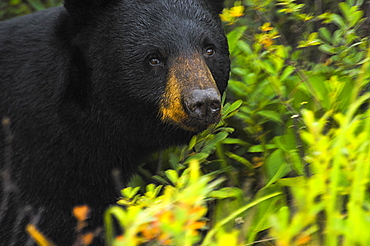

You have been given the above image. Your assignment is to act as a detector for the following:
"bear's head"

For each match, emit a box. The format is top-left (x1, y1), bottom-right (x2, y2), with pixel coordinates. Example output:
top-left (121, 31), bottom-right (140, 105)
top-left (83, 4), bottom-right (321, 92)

top-left (63, 0), bottom-right (230, 138)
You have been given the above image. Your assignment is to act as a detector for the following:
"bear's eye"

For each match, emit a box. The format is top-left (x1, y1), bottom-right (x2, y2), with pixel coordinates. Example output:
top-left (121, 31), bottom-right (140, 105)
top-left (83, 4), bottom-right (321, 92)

top-left (149, 57), bottom-right (163, 66)
top-left (205, 47), bottom-right (215, 57)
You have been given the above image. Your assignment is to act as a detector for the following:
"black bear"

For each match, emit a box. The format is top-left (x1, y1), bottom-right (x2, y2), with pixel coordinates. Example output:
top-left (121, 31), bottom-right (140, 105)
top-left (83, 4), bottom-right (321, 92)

top-left (0, 0), bottom-right (230, 245)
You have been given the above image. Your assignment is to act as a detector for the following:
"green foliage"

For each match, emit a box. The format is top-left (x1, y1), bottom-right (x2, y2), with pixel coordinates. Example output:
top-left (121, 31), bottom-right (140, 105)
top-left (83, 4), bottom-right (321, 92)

top-left (105, 161), bottom-right (280, 246)
top-left (270, 93), bottom-right (370, 245)
top-left (105, 161), bottom-right (224, 246)
top-left (0, 0), bottom-right (61, 21)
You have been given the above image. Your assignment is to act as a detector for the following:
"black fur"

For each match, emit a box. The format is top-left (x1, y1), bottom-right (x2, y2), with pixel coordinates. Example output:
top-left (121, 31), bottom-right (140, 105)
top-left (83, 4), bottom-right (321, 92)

top-left (0, 0), bottom-right (229, 245)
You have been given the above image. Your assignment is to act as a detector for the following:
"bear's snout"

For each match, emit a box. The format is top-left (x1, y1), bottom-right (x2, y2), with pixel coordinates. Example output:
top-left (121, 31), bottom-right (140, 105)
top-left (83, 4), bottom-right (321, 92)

top-left (159, 53), bottom-right (223, 132)
top-left (183, 88), bottom-right (221, 124)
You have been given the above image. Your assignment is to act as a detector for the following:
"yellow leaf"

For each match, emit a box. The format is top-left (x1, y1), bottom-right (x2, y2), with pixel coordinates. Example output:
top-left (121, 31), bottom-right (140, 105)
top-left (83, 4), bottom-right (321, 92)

top-left (186, 221), bottom-right (207, 231)
top-left (216, 230), bottom-right (239, 246)
top-left (81, 232), bottom-right (95, 245)
top-left (297, 234), bottom-right (311, 245)
top-left (229, 5), bottom-right (245, 17)
top-left (26, 224), bottom-right (56, 246)
top-left (73, 205), bottom-right (90, 222)
top-left (260, 22), bottom-right (273, 32)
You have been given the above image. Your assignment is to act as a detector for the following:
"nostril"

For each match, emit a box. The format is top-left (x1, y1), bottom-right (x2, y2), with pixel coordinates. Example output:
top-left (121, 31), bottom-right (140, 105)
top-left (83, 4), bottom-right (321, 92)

top-left (209, 100), bottom-right (221, 113)
top-left (188, 101), bottom-right (203, 114)
top-left (194, 102), bottom-right (205, 111)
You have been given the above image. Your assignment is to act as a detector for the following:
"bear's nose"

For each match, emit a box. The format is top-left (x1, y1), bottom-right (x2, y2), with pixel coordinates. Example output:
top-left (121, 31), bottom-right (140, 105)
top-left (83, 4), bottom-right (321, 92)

top-left (184, 89), bottom-right (221, 123)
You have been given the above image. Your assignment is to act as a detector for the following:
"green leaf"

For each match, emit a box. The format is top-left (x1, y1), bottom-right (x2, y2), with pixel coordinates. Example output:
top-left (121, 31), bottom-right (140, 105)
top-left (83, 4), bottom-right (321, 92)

top-left (209, 131), bottom-right (229, 145)
top-left (222, 100), bottom-right (243, 118)
top-left (246, 185), bottom-right (283, 243)
top-left (298, 32), bottom-right (321, 48)
top-left (249, 144), bottom-right (276, 152)
top-left (261, 60), bottom-right (277, 75)
top-left (227, 26), bottom-right (248, 55)
top-left (338, 2), bottom-right (350, 21)
top-left (332, 13), bottom-right (346, 29)
top-left (257, 110), bottom-right (282, 123)
top-left (121, 187), bottom-right (140, 199)
top-left (144, 184), bottom-right (162, 199)
top-left (318, 44), bottom-right (336, 55)
top-left (188, 135), bottom-right (197, 150)
top-left (210, 187), bottom-right (244, 199)
top-left (289, 150), bottom-right (305, 176)
top-left (165, 169), bottom-right (179, 185)
top-left (226, 152), bottom-right (254, 170)
top-left (280, 66), bottom-right (295, 82)
top-left (277, 176), bottom-right (306, 187)
top-left (332, 30), bottom-right (342, 46)
top-left (216, 127), bottom-right (235, 133)
top-left (265, 150), bottom-right (291, 186)
top-left (169, 153), bottom-right (181, 170)
top-left (201, 192), bottom-right (281, 246)
top-left (349, 10), bottom-right (363, 28)
top-left (152, 175), bottom-right (171, 185)
top-left (277, 206), bottom-right (290, 229)
top-left (104, 206), bottom-right (127, 246)
top-left (319, 27), bottom-right (332, 43)
top-left (237, 40), bottom-right (253, 55)
top-left (273, 134), bottom-right (296, 152)
top-left (222, 138), bottom-right (248, 146)
top-left (183, 152), bottom-right (209, 164)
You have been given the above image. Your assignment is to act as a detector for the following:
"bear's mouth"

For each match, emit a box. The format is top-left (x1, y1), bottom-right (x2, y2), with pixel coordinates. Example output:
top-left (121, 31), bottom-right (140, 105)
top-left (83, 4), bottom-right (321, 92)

top-left (182, 112), bottom-right (221, 133)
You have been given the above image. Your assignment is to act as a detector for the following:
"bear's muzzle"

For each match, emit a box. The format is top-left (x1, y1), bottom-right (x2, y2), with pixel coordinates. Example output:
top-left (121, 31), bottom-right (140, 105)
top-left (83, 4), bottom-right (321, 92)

top-left (159, 52), bottom-right (221, 132)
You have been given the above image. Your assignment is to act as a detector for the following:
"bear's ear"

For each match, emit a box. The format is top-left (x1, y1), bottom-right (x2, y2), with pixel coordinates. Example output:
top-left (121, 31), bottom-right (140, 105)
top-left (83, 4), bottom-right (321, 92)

top-left (205, 0), bottom-right (225, 14)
